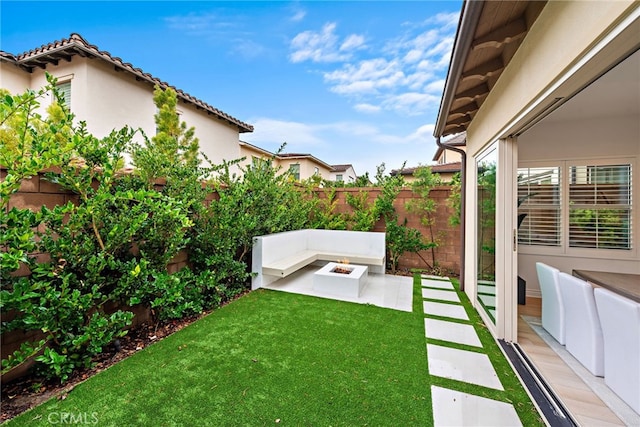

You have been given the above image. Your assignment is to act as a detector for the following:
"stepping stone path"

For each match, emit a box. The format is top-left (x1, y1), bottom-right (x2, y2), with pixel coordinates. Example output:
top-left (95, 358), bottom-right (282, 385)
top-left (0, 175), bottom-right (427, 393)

top-left (421, 275), bottom-right (523, 426)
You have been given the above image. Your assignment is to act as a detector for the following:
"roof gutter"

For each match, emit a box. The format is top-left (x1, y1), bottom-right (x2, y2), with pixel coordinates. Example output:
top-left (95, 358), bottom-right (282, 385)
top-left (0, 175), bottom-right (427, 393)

top-left (432, 1), bottom-right (483, 291)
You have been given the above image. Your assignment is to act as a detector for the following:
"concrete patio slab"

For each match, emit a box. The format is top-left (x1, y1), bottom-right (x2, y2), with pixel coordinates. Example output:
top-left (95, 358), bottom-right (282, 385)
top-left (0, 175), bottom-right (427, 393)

top-left (262, 264), bottom-right (413, 312)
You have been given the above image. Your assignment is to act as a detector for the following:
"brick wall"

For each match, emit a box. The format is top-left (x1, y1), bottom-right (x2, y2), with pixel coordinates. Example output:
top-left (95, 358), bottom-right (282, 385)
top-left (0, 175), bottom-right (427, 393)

top-left (2, 173), bottom-right (461, 380)
top-left (312, 186), bottom-right (461, 274)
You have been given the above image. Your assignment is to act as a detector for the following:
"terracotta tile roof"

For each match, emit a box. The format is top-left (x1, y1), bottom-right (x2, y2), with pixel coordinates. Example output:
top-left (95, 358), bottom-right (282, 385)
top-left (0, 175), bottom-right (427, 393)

top-left (1, 33), bottom-right (253, 133)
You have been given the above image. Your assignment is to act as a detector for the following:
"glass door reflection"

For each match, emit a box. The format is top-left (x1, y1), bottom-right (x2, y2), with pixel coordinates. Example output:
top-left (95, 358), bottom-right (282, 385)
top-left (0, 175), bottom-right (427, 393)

top-left (477, 145), bottom-right (497, 324)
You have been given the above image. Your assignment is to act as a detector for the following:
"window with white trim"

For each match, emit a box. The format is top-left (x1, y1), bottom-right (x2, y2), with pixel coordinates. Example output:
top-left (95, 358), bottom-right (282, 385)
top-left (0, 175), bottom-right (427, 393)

top-left (568, 164), bottom-right (631, 250)
top-left (289, 164), bottom-right (300, 181)
top-left (518, 161), bottom-right (632, 252)
top-left (517, 166), bottom-right (561, 247)
top-left (54, 81), bottom-right (71, 109)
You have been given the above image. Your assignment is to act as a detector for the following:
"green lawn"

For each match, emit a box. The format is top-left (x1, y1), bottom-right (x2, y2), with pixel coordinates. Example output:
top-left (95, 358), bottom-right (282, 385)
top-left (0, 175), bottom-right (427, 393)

top-left (6, 275), bottom-right (543, 426)
top-left (6, 279), bottom-right (431, 426)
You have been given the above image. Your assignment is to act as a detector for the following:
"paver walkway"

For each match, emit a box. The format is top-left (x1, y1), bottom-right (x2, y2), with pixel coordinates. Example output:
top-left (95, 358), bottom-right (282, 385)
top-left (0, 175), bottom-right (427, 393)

top-left (421, 275), bottom-right (523, 426)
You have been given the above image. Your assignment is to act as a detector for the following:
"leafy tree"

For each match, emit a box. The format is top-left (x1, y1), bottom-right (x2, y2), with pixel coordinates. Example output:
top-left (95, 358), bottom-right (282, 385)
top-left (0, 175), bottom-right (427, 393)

top-left (0, 75), bottom-right (74, 206)
top-left (406, 166), bottom-right (443, 269)
top-left (447, 172), bottom-right (462, 226)
top-left (131, 85), bottom-right (202, 185)
top-left (345, 190), bottom-right (378, 231)
top-left (373, 163), bottom-right (431, 273)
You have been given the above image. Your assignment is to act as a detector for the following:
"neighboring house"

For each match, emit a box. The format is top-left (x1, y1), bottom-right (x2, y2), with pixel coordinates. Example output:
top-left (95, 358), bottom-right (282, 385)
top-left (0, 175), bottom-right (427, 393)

top-left (238, 140), bottom-right (275, 170)
top-left (277, 153), bottom-right (333, 181)
top-left (390, 162), bottom-right (462, 184)
top-left (238, 141), bottom-right (353, 183)
top-left (432, 132), bottom-right (466, 165)
top-left (330, 164), bottom-right (357, 184)
top-left (0, 33), bottom-right (253, 174)
top-left (434, 0), bottom-right (639, 346)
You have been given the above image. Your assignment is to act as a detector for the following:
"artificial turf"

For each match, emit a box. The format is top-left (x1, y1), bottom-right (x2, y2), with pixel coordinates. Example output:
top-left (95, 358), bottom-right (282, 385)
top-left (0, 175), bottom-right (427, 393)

top-left (6, 278), bottom-right (432, 426)
top-left (6, 274), bottom-right (544, 426)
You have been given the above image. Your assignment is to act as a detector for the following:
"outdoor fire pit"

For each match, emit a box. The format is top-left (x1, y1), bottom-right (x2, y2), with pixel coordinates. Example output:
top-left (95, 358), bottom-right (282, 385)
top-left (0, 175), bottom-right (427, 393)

top-left (313, 262), bottom-right (368, 297)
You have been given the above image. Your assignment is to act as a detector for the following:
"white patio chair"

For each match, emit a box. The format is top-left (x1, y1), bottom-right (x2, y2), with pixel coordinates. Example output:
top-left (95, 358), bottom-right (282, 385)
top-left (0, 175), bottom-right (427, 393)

top-left (535, 262), bottom-right (565, 344)
top-left (557, 272), bottom-right (604, 376)
top-left (594, 287), bottom-right (640, 413)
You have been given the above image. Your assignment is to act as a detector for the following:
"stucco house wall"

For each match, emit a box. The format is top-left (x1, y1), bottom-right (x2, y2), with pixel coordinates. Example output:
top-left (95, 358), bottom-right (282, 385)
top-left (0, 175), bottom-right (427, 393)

top-left (1, 35), bottom-right (250, 175)
top-left (278, 157), bottom-right (332, 181)
top-left (462, 1), bottom-right (639, 304)
top-left (330, 166), bottom-right (357, 183)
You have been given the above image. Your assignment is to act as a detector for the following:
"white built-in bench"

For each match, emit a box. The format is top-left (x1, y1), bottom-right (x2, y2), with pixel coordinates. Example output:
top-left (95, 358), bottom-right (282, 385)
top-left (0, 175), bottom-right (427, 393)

top-left (251, 229), bottom-right (386, 290)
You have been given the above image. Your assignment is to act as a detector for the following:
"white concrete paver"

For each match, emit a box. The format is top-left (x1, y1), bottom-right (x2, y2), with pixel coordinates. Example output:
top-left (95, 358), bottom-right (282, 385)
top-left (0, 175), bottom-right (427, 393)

top-left (422, 288), bottom-right (460, 302)
top-left (431, 386), bottom-right (523, 426)
top-left (427, 344), bottom-right (504, 390)
top-left (422, 279), bottom-right (455, 290)
top-left (425, 318), bottom-right (482, 347)
top-left (423, 300), bottom-right (469, 320)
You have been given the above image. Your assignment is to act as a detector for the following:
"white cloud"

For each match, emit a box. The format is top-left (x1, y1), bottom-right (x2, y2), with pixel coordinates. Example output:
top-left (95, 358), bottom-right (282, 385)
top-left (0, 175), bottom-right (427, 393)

top-left (243, 117), bottom-right (439, 176)
top-left (246, 118), bottom-right (324, 147)
top-left (290, 13), bottom-right (457, 116)
top-left (290, 10), bottom-right (306, 22)
top-left (354, 103), bottom-right (381, 113)
top-left (289, 22), bottom-right (365, 63)
top-left (324, 58), bottom-right (405, 95)
top-left (340, 34), bottom-right (366, 51)
top-left (429, 12), bottom-right (460, 30)
top-left (382, 92), bottom-right (441, 115)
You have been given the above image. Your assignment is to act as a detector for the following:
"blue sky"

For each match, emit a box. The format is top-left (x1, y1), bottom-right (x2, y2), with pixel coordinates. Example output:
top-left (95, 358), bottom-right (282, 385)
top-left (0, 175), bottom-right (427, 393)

top-left (1, 1), bottom-right (461, 177)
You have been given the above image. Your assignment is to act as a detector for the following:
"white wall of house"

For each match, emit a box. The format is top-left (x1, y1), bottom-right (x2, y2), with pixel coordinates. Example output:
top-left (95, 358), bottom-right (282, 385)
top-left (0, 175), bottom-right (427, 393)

top-left (462, 0), bottom-right (638, 339)
top-left (2, 56), bottom-right (243, 174)
top-left (330, 166), bottom-right (356, 183)
top-left (278, 158), bottom-right (331, 181)
top-left (0, 62), bottom-right (31, 94)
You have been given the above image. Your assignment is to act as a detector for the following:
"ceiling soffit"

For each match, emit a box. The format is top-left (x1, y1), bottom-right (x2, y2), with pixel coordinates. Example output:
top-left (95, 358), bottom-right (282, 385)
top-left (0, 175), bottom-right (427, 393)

top-left (443, 1), bottom-right (547, 136)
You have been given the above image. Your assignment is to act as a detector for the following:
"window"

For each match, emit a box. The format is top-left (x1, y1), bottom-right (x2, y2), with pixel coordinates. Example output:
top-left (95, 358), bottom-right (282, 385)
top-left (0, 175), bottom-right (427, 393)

top-left (55, 81), bottom-right (71, 109)
top-left (314, 167), bottom-right (319, 175)
top-left (517, 166), bottom-right (561, 247)
top-left (289, 164), bottom-right (300, 181)
top-left (518, 162), bottom-right (632, 251)
top-left (336, 174), bottom-right (343, 182)
top-left (569, 164), bottom-right (631, 250)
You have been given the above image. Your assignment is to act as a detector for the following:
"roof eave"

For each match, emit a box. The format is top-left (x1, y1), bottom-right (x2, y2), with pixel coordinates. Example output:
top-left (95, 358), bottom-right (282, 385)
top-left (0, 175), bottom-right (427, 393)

top-left (434, 1), bottom-right (484, 138)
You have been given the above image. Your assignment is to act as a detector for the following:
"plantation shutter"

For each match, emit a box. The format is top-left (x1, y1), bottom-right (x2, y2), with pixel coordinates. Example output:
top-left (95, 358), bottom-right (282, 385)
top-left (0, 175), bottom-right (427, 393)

top-left (56, 81), bottom-right (71, 109)
top-left (569, 164), bottom-right (632, 250)
top-left (517, 166), bottom-right (561, 247)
